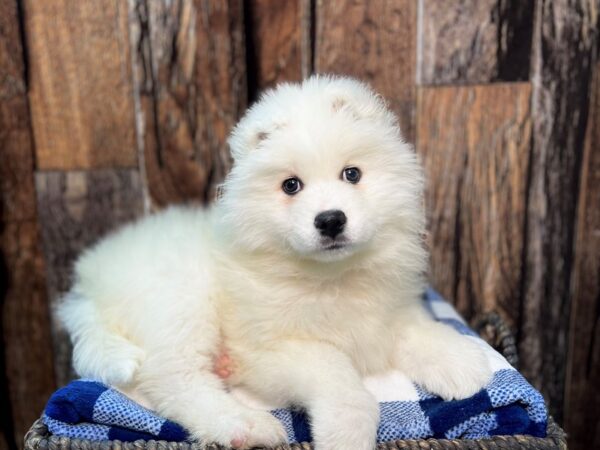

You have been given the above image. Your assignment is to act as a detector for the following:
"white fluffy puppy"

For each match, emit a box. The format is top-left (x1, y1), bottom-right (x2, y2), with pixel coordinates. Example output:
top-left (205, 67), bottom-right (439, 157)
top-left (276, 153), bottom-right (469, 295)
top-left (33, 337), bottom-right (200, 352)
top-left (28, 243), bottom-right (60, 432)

top-left (59, 76), bottom-right (492, 450)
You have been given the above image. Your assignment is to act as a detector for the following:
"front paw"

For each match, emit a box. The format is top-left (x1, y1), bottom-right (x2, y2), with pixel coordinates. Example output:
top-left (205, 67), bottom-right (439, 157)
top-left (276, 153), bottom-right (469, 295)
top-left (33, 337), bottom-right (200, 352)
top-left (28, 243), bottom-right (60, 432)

top-left (420, 338), bottom-right (492, 400)
top-left (230, 410), bottom-right (288, 449)
top-left (397, 325), bottom-right (493, 401)
top-left (194, 409), bottom-right (287, 449)
top-left (311, 390), bottom-right (379, 450)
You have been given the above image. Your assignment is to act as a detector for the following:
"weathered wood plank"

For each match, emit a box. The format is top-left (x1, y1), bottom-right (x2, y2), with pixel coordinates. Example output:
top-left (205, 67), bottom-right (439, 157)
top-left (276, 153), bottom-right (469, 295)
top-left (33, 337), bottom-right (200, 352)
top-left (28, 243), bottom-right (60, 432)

top-left (35, 170), bottom-right (145, 385)
top-left (520, 0), bottom-right (598, 422)
top-left (417, 83), bottom-right (532, 325)
top-left (23, 0), bottom-right (137, 170)
top-left (315, 0), bottom-right (417, 143)
top-left (0, 0), bottom-right (35, 223)
top-left (1, 0), bottom-right (56, 446)
top-left (564, 62), bottom-right (600, 450)
top-left (0, 96), bottom-right (37, 224)
top-left (2, 221), bottom-right (55, 446)
top-left (246, 0), bottom-right (311, 96)
top-left (130, 0), bottom-right (245, 207)
top-left (417, 0), bottom-right (534, 85)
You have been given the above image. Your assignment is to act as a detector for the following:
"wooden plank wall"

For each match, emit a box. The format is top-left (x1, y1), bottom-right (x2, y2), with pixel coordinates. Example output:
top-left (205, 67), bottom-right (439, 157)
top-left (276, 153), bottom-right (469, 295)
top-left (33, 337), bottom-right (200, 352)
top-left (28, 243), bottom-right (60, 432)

top-left (0, 0), bottom-right (56, 448)
top-left (0, 1), bottom-right (598, 449)
top-left (565, 60), bottom-right (600, 450)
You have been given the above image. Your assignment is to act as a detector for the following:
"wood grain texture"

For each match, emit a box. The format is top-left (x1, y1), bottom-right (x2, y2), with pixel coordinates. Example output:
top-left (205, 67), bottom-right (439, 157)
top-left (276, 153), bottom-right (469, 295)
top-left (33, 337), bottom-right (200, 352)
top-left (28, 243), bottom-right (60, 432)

top-left (246, 0), bottom-right (311, 96)
top-left (418, 0), bottom-right (534, 85)
top-left (0, 95), bottom-right (37, 224)
top-left (417, 83), bottom-right (532, 325)
top-left (564, 62), bottom-right (600, 450)
top-left (1, 221), bottom-right (55, 447)
top-left (24, 0), bottom-right (137, 170)
top-left (1, 0), bottom-right (56, 447)
top-left (35, 170), bottom-right (144, 385)
top-left (0, 0), bottom-right (34, 223)
top-left (315, 0), bottom-right (417, 143)
top-left (130, 0), bottom-right (245, 207)
top-left (520, 0), bottom-right (598, 423)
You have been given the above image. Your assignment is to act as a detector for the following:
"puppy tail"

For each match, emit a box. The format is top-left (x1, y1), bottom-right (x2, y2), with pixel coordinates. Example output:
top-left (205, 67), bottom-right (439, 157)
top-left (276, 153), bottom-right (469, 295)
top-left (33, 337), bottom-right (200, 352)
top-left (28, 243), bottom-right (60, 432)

top-left (58, 291), bottom-right (145, 387)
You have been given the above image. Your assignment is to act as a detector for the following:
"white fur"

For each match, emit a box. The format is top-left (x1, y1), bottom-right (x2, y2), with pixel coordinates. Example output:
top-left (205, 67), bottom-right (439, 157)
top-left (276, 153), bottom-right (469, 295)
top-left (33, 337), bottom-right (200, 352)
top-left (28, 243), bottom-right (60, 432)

top-left (59, 76), bottom-right (492, 450)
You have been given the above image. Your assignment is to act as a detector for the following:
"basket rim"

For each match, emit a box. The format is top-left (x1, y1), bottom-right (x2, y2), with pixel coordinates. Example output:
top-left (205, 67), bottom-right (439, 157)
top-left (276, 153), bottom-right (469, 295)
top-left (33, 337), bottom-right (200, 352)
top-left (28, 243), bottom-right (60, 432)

top-left (25, 417), bottom-right (567, 450)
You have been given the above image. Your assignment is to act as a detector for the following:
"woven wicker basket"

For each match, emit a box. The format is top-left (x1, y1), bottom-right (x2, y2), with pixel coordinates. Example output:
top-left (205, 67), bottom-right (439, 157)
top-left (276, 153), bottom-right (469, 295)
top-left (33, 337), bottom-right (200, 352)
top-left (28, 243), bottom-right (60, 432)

top-left (24, 313), bottom-right (568, 450)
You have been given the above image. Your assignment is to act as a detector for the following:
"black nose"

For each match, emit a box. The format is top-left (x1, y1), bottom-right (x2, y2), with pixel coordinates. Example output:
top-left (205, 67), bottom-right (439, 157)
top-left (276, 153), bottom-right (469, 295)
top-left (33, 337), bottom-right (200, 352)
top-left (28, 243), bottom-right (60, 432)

top-left (314, 210), bottom-right (347, 238)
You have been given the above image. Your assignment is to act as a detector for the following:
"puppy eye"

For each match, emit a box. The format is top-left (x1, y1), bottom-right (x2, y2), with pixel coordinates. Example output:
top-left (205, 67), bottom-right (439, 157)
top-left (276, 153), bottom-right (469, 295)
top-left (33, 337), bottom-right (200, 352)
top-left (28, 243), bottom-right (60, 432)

top-left (342, 167), bottom-right (361, 184)
top-left (282, 177), bottom-right (303, 195)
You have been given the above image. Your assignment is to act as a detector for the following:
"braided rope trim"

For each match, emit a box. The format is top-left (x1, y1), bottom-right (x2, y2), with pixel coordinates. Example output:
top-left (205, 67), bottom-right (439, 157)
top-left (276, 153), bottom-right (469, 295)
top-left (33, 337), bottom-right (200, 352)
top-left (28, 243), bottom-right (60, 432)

top-left (24, 418), bottom-right (567, 450)
top-left (472, 312), bottom-right (519, 369)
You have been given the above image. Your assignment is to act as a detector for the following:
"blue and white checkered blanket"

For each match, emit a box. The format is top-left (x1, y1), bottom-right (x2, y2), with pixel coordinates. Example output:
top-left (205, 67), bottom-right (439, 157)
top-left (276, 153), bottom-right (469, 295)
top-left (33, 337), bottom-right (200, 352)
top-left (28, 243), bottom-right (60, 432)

top-left (43, 289), bottom-right (547, 443)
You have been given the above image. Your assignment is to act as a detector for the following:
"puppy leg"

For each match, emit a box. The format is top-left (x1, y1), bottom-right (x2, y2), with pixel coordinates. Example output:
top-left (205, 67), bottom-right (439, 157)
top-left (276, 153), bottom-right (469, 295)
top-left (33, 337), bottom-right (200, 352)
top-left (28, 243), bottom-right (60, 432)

top-left (236, 341), bottom-right (379, 450)
top-left (136, 347), bottom-right (286, 449)
top-left (393, 304), bottom-right (493, 400)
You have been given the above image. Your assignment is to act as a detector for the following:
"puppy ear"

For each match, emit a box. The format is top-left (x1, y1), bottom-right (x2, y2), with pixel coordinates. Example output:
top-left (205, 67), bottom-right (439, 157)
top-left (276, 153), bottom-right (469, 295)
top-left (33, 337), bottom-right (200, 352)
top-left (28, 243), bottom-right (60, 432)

top-left (327, 78), bottom-right (390, 122)
top-left (228, 121), bottom-right (284, 160)
top-left (331, 97), bottom-right (348, 112)
top-left (253, 130), bottom-right (270, 147)
top-left (234, 129), bottom-right (270, 156)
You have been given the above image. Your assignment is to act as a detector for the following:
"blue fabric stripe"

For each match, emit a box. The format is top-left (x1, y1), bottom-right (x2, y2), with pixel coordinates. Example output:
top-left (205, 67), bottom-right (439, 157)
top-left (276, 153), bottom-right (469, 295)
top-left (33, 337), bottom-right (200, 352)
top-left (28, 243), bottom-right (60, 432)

top-left (438, 318), bottom-right (478, 337)
top-left (422, 390), bottom-right (492, 438)
top-left (525, 420), bottom-right (547, 438)
top-left (291, 409), bottom-right (311, 443)
top-left (425, 287), bottom-right (445, 302)
top-left (108, 426), bottom-right (157, 442)
top-left (158, 420), bottom-right (188, 441)
top-left (45, 380), bottom-right (107, 424)
top-left (490, 404), bottom-right (530, 436)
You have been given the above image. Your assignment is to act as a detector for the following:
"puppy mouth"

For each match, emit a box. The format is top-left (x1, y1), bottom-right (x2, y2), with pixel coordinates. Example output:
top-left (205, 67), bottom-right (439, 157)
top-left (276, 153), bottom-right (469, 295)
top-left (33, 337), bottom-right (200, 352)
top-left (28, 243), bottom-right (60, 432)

top-left (320, 238), bottom-right (350, 251)
top-left (324, 243), bottom-right (346, 251)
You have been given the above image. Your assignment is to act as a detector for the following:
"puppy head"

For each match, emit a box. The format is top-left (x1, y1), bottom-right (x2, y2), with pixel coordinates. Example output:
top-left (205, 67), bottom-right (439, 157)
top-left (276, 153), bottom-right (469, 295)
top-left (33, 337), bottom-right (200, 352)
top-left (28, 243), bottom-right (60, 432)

top-left (219, 76), bottom-right (424, 264)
